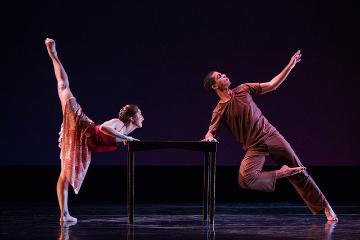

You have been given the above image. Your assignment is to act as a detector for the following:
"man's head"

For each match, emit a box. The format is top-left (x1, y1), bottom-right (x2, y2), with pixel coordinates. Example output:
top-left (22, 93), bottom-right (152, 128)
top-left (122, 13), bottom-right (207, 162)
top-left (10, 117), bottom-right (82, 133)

top-left (203, 71), bottom-right (231, 92)
top-left (119, 104), bottom-right (144, 128)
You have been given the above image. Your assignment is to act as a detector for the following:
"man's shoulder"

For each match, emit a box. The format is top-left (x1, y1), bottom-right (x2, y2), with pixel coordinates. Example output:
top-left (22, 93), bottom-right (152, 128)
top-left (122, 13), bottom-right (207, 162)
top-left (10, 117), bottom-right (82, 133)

top-left (212, 101), bottom-right (224, 113)
top-left (233, 83), bottom-right (261, 95)
top-left (232, 84), bottom-right (247, 93)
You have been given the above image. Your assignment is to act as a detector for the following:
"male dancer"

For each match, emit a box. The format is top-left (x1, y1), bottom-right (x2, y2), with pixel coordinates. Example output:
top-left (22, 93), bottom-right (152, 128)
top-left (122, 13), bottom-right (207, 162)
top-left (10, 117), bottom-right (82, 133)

top-left (202, 50), bottom-right (337, 221)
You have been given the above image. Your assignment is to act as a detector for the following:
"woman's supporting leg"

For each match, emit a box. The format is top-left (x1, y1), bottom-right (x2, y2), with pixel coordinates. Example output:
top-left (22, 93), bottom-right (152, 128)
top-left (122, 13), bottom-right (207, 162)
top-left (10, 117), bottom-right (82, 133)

top-left (57, 171), bottom-right (77, 222)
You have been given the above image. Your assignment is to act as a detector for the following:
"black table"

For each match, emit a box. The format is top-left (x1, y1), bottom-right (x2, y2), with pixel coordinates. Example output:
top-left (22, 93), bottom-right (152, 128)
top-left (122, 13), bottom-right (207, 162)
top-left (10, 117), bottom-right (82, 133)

top-left (127, 141), bottom-right (218, 224)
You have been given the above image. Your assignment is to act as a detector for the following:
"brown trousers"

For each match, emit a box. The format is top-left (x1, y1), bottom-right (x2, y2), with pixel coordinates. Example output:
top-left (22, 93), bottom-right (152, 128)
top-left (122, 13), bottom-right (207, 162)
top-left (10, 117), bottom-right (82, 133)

top-left (238, 131), bottom-right (329, 214)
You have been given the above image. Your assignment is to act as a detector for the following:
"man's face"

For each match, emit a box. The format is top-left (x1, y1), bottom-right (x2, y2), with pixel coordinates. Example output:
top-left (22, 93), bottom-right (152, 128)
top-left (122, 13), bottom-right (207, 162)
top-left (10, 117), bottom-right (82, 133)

top-left (212, 71), bottom-right (231, 90)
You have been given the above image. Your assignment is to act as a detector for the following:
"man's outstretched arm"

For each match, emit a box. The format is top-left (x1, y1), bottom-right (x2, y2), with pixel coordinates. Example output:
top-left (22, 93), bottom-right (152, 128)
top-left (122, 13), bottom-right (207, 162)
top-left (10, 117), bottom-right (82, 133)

top-left (260, 50), bottom-right (302, 94)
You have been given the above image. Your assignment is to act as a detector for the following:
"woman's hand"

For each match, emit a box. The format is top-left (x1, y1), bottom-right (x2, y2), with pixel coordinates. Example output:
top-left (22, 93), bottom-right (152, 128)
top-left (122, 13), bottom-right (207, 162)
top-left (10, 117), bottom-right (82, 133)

top-left (126, 136), bottom-right (140, 141)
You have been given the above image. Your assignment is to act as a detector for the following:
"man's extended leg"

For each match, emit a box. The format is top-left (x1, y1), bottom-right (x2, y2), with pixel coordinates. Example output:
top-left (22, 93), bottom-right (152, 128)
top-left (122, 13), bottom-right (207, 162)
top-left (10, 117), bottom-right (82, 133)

top-left (266, 132), bottom-right (338, 221)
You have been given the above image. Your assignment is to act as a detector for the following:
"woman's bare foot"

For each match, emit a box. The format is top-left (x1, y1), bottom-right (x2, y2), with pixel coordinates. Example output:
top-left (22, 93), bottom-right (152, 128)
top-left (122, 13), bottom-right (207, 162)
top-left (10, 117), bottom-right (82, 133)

top-left (275, 165), bottom-right (306, 179)
top-left (324, 205), bottom-right (338, 222)
top-left (60, 220), bottom-right (77, 227)
top-left (60, 212), bottom-right (77, 223)
top-left (45, 38), bottom-right (57, 57)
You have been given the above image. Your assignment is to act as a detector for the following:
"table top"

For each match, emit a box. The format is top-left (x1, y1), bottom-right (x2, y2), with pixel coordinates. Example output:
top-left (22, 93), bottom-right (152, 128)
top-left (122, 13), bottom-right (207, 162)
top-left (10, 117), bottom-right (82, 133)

top-left (127, 141), bottom-right (218, 152)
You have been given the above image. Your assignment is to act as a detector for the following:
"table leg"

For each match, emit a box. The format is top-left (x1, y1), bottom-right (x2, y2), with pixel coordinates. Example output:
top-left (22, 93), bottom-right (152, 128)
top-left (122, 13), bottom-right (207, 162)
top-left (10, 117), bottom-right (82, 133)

top-left (209, 151), bottom-right (216, 224)
top-left (203, 152), bottom-right (210, 221)
top-left (127, 223), bottom-right (134, 240)
top-left (127, 150), bottom-right (134, 224)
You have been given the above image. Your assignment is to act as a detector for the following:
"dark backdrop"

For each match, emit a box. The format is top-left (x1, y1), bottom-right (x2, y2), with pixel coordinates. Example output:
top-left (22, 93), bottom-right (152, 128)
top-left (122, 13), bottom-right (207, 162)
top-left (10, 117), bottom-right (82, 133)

top-left (2, 0), bottom-right (359, 166)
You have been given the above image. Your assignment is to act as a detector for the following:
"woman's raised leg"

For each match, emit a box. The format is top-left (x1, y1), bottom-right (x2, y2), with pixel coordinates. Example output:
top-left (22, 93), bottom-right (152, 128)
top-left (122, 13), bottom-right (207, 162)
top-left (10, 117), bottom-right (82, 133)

top-left (45, 38), bottom-right (74, 113)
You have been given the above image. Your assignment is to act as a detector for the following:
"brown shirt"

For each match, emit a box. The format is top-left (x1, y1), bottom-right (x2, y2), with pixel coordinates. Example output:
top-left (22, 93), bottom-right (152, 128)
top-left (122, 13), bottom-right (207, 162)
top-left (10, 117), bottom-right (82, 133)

top-left (207, 83), bottom-right (277, 151)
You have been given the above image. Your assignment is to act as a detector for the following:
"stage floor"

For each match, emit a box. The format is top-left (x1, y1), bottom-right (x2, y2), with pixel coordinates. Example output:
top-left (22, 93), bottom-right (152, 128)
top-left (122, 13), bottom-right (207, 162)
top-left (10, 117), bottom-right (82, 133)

top-left (1, 203), bottom-right (359, 239)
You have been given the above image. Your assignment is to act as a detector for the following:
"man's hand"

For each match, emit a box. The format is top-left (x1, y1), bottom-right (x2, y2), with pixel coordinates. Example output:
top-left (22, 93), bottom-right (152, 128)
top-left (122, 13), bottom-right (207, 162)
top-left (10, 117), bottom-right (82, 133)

top-left (201, 136), bottom-right (218, 142)
top-left (288, 50), bottom-right (302, 69)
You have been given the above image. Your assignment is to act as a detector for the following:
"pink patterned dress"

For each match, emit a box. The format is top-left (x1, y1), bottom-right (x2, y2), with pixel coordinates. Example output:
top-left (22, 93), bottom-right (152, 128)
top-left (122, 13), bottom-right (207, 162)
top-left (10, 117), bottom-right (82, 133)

top-left (59, 98), bottom-right (118, 194)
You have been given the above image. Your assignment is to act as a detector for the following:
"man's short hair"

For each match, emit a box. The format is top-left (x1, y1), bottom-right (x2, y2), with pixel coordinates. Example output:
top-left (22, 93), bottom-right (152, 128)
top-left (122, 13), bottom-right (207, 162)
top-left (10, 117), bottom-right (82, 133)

top-left (203, 71), bottom-right (216, 91)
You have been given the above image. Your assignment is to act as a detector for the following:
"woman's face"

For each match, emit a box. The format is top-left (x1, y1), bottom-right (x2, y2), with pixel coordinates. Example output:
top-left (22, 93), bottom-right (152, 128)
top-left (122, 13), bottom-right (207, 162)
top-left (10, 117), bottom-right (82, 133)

top-left (132, 109), bottom-right (144, 128)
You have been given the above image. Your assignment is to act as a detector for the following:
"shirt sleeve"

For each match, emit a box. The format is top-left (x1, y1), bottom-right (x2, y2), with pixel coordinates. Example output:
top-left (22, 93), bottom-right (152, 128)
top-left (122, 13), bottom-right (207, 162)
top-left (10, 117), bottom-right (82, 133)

top-left (239, 83), bottom-right (263, 95)
top-left (207, 105), bottom-right (223, 136)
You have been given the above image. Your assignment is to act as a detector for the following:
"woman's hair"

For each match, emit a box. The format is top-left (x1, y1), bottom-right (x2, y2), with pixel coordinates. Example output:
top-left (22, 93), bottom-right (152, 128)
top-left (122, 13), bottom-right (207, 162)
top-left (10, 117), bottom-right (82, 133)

top-left (203, 71), bottom-right (216, 91)
top-left (118, 104), bottom-right (140, 123)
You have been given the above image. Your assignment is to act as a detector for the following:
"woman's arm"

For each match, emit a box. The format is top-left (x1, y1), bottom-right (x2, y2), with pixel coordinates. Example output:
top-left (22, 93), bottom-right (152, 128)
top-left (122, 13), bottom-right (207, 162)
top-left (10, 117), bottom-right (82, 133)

top-left (99, 119), bottom-right (139, 141)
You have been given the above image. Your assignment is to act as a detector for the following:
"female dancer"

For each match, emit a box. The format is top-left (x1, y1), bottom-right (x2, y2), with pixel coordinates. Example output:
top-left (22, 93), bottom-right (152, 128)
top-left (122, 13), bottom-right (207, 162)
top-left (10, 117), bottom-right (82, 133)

top-left (45, 38), bottom-right (144, 222)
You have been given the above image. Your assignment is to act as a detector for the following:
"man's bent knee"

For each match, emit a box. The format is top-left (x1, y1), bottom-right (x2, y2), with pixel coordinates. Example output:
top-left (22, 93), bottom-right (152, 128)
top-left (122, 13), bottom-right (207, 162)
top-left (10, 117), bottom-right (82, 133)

top-left (238, 174), bottom-right (252, 189)
top-left (239, 172), bottom-right (276, 192)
